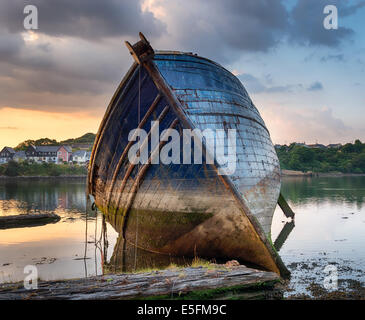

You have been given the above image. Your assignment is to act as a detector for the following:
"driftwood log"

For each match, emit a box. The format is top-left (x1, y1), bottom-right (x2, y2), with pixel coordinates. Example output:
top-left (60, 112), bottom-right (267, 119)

top-left (0, 265), bottom-right (282, 300)
top-left (0, 213), bottom-right (60, 229)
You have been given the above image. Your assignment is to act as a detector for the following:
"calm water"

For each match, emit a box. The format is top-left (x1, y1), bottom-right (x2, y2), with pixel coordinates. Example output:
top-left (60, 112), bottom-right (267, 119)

top-left (0, 176), bottom-right (364, 297)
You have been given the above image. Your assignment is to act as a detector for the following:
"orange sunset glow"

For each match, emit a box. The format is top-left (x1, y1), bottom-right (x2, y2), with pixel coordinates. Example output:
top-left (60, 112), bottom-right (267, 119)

top-left (0, 108), bottom-right (101, 150)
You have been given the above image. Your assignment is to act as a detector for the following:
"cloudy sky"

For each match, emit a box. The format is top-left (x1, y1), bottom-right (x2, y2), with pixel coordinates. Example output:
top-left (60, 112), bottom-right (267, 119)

top-left (0, 0), bottom-right (364, 149)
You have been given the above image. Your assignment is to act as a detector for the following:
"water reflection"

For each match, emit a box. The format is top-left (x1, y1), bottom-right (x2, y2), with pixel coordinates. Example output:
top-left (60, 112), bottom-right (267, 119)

top-left (0, 178), bottom-right (101, 284)
top-left (101, 215), bottom-right (194, 275)
top-left (281, 176), bottom-right (365, 209)
top-left (0, 176), bottom-right (364, 297)
top-left (0, 179), bottom-right (88, 216)
top-left (273, 221), bottom-right (295, 252)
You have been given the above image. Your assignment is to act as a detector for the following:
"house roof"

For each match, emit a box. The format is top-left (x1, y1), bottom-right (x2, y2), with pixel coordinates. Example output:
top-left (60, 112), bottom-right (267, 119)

top-left (1, 147), bottom-right (16, 154)
top-left (27, 145), bottom-right (73, 153)
top-left (307, 143), bottom-right (326, 148)
top-left (34, 146), bottom-right (61, 152)
top-left (73, 150), bottom-right (87, 157)
top-left (14, 151), bottom-right (26, 158)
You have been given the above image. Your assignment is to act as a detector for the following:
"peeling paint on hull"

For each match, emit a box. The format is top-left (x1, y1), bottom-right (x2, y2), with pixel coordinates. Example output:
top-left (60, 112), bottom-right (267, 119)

top-left (88, 43), bottom-right (288, 277)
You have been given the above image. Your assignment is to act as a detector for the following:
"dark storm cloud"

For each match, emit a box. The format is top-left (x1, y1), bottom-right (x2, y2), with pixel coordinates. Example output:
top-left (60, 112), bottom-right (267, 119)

top-left (0, 0), bottom-right (363, 115)
top-left (157, 0), bottom-right (289, 62)
top-left (0, 0), bottom-right (293, 111)
top-left (210, 0), bottom-right (289, 51)
top-left (157, 0), bottom-right (364, 63)
top-left (0, 0), bottom-right (164, 40)
top-left (0, 0), bottom-right (165, 107)
top-left (289, 0), bottom-right (365, 47)
top-left (0, 37), bottom-right (132, 100)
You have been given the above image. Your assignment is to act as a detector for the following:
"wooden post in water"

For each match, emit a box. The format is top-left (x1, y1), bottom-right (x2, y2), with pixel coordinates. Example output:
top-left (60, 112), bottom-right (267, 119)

top-left (278, 192), bottom-right (295, 219)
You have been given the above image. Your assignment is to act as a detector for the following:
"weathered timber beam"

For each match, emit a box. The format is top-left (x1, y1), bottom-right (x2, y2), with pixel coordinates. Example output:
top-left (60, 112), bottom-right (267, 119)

top-left (125, 32), bottom-right (154, 65)
top-left (0, 265), bottom-right (281, 300)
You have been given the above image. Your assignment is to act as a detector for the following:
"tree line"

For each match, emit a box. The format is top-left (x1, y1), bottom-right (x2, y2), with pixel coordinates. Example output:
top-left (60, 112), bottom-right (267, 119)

top-left (14, 133), bottom-right (96, 151)
top-left (276, 140), bottom-right (365, 173)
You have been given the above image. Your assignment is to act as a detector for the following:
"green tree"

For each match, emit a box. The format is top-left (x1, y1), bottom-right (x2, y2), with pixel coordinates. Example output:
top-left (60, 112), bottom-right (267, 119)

top-left (342, 143), bottom-right (355, 154)
top-left (351, 153), bottom-right (365, 173)
top-left (354, 139), bottom-right (363, 153)
top-left (4, 161), bottom-right (21, 176)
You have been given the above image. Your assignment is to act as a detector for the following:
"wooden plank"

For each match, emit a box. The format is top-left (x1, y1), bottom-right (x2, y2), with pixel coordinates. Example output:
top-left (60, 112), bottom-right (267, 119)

top-left (0, 265), bottom-right (281, 300)
top-left (120, 118), bottom-right (179, 238)
top-left (112, 106), bottom-right (170, 211)
top-left (105, 94), bottom-right (162, 209)
top-left (0, 213), bottom-right (60, 229)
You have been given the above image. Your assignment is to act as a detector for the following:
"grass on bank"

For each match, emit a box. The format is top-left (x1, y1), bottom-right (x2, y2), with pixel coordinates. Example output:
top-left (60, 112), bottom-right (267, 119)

top-left (103, 257), bottom-right (221, 276)
top-left (0, 160), bottom-right (87, 177)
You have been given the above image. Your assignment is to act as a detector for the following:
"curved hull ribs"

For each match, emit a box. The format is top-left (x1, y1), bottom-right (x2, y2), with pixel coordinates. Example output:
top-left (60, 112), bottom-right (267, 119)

top-left (88, 33), bottom-right (290, 277)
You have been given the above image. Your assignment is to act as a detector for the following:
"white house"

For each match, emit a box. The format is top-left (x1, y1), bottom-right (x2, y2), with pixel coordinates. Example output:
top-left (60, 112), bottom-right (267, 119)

top-left (25, 145), bottom-right (72, 164)
top-left (73, 150), bottom-right (91, 164)
top-left (0, 147), bottom-right (16, 164)
top-left (13, 151), bottom-right (26, 162)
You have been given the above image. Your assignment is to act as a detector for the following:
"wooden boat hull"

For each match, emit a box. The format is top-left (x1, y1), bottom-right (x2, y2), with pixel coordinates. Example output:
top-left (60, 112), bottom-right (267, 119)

top-left (88, 35), bottom-right (288, 277)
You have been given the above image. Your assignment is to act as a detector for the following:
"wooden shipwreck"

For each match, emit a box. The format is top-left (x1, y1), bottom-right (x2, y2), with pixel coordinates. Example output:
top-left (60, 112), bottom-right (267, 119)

top-left (88, 33), bottom-right (291, 278)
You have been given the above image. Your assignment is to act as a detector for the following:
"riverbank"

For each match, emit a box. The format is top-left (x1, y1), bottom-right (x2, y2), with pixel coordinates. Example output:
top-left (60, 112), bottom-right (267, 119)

top-left (282, 260), bottom-right (365, 300)
top-left (281, 170), bottom-right (365, 177)
top-left (0, 161), bottom-right (87, 177)
top-left (0, 175), bottom-right (87, 180)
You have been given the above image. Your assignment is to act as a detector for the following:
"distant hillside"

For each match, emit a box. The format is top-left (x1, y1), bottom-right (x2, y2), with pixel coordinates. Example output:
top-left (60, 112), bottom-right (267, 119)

top-left (60, 133), bottom-right (96, 145)
top-left (14, 138), bottom-right (59, 151)
top-left (14, 133), bottom-right (96, 151)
